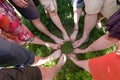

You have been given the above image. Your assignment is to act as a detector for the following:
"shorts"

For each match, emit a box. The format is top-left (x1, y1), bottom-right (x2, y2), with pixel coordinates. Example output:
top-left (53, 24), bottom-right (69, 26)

top-left (89, 52), bottom-right (120, 80)
top-left (0, 66), bottom-right (42, 80)
top-left (40, 0), bottom-right (57, 12)
top-left (84, 0), bottom-right (120, 18)
top-left (0, 38), bottom-right (35, 67)
top-left (9, 0), bottom-right (40, 20)
top-left (71, 0), bottom-right (84, 8)
top-left (106, 9), bottom-right (120, 40)
top-left (0, 1), bottom-right (35, 44)
top-left (33, 0), bottom-right (40, 6)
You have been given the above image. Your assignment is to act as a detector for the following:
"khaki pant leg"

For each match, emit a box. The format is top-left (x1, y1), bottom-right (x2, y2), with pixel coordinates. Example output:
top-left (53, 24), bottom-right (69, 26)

top-left (101, 0), bottom-right (120, 19)
top-left (40, 0), bottom-right (57, 12)
top-left (84, 0), bottom-right (104, 14)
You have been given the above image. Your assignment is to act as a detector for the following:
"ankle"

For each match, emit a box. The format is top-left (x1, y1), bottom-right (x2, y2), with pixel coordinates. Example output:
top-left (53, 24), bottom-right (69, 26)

top-left (84, 48), bottom-right (89, 53)
top-left (55, 64), bottom-right (61, 71)
top-left (74, 28), bottom-right (79, 31)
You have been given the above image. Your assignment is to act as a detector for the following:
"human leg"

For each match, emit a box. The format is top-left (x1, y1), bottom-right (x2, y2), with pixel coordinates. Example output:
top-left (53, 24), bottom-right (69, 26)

top-left (31, 19), bottom-right (64, 44)
top-left (73, 0), bottom-right (120, 48)
top-left (116, 41), bottom-right (120, 55)
top-left (73, 7), bottom-right (120, 53)
top-left (73, 13), bottom-right (98, 48)
top-left (101, 0), bottom-right (120, 19)
top-left (73, 0), bottom-right (105, 48)
top-left (70, 8), bottom-right (82, 42)
top-left (70, 0), bottom-right (84, 42)
top-left (9, 0), bottom-right (64, 44)
top-left (117, 41), bottom-right (120, 50)
top-left (68, 53), bottom-right (90, 72)
top-left (31, 36), bottom-right (60, 49)
top-left (73, 34), bottom-right (118, 54)
top-left (40, 0), bottom-right (69, 41)
top-left (5, 20), bottom-right (61, 49)
top-left (0, 38), bottom-right (61, 67)
top-left (96, 13), bottom-right (105, 28)
top-left (0, 66), bottom-right (42, 80)
top-left (48, 11), bottom-right (70, 41)
top-left (38, 54), bottom-right (66, 80)
top-left (0, 38), bottom-right (35, 67)
top-left (32, 49), bottom-right (62, 66)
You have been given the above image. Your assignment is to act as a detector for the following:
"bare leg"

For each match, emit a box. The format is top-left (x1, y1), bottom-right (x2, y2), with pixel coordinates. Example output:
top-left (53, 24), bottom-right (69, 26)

top-left (31, 36), bottom-right (61, 49)
top-left (73, 14), bottom-right (98, 48)
top-left (117, 41), bottom-right (120, 50)
top-left (32, 49), bottom-right (62, 66)
top-left (31, 19), bottom-right (64, 44)
top-left (73, 34), bottom-right (118, 54)
top-left (68, 54), bottom-right (90, 72)
top-left (96, 17), bottom-right (105, 29)
top-left (116, 41), bottom-right (120, 55)
top-left (39, 54), bottom-right (66, 80)
top-left (49, 11), bottom-right (70, 41)
top-left (70, 8), bottom-right (82, 42)
top-left (96, 13), bottom-right (104, 28)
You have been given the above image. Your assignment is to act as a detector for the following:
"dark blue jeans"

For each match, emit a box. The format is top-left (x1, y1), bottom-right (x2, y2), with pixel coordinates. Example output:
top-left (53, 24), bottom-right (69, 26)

top-left (0, 38), bottom-right (34, 67)
top-left (9, 0), bottom-right (40, 20)
top-left (71, 0), bottom-right (84, 8)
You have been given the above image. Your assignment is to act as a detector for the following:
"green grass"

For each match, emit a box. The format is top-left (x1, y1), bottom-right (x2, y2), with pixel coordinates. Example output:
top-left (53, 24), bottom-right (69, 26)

top-left (61, 41), bottom-right (73, 54)
top-left (21, 0), bottom-right (116, 80)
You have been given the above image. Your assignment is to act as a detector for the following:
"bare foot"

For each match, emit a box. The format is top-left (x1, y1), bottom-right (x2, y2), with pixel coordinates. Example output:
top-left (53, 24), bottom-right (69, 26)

top-left (63, 31), bottom-right (70, 41)
top-left (73, 37), bottom-right (88, 48)
top-left (49, 49), bottom-right (62, 61)
top-left (46, 42), bottom-right (61, 50)
top-left (68, 54), bottom-right (82, 68)
top-left (31, 50), bottom-right (62, 66)
top-left (68, 54), bottom-right (77, 62)
top-left (70, 29), bottom-right (78, 42)
top-left (52, 36), bottom-right (64, 44)
top-left (73, 48), bottom-right (86, 54)
top-left (96, 14), bottom-right (104, 29)
top-left (41, 54), bottom-right (66, 80)
top-left (56, 53), bottom-right (67, 68)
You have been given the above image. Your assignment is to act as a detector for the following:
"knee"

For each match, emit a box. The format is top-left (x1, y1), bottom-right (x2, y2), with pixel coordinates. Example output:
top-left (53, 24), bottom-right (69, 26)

top-left (48, 10), bottom-right (57, 16)
top-left (31, 18), bottom-right (41, 23)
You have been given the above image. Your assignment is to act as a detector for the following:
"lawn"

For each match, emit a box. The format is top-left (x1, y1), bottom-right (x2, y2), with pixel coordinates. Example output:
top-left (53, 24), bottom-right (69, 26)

top-left (21, 0), bottom-right (116, 80)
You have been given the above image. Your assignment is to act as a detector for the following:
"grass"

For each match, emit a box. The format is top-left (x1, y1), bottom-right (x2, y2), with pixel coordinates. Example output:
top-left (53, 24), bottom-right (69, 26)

top-left (21, 0), bottom-right (116, 80)
top-left (61, 41), bottom-right (73, 54)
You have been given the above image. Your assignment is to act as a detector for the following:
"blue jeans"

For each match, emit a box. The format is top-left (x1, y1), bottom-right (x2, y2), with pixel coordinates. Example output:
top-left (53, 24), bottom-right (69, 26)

top-left (9, 0), bottom-right (40, 20)
top-left (0, 38), bottom-right (34, 67)
top-left (71, 0), bottom-right (84, 8)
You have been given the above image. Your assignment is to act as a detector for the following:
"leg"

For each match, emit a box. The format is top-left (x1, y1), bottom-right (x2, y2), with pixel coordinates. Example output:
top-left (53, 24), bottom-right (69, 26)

top-left (39, 54), bottom-right (66, 80)
top-left (96, 16), bottom-right (104, 28)
top-left (73, 14), bottom-right (98, 48)
top-left (96, 13), bottom-right (105, 28)
top-left (31, 19), bottom-right (64, 44)
top-left (117, 41), bottom-right (120, 50)
top-left (74, 33), bottom-right (118, 54)
top-left (9, 0), bottom-right (64, 44)
top-left (40, 0), bottom-right (69, 41)
top-left (70, 8), bottom-right (82, 42)
top-left (32, 49), bottom-right (62, 66)
top-left (116, 41), bottom-right (120, 55)
top-left (68, 54), bottom-right (90, 72)
top-left (48, 11), bottom-right (70, 41)
top-left (31, 36), bottom-right (61, 49)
